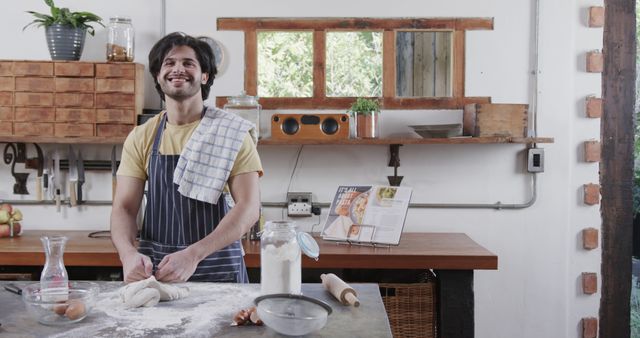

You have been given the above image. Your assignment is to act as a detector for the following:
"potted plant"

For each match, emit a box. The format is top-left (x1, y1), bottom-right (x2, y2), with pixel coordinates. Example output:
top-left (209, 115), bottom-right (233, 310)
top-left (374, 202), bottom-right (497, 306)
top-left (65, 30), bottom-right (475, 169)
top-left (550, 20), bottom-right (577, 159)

top-left (23, 0), bottom-right (104, 61)
top-left (350, 98), bottom-right (381, 139)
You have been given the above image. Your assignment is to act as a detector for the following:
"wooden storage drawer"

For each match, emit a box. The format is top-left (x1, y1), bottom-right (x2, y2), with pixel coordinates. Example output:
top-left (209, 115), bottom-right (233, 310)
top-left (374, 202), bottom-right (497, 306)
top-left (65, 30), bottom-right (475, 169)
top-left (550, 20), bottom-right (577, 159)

top-left (96, 108), bottom-right (134, 123)
top-left (54, 62), bottom-right (94, 77)
top-left (0, 77), bottom-right (14, 91)
top-left (56, 108), bottom-right (95, 122)
top-left (96, 93), bottom-right (134, 108)
top-left (14, 122), bottom-right (53, 136)
top-left (55, 93), bottom-right (94, 108)
top-left (0, 62), bottom-right (13, 76)
top-left (96, 64), bottom-right (135, 78)
top-left (55, 123), bottom-right (94, 137)
top-left (55, 78), bottom-right (94, 92)
top-left (0, 92), bottom-right (13, 105)
top-left (15, 92), bottom-right (53, 106)
top-left (96, 78), bottom-right (135, 93)
top-left (15, 107), bottom-right (54, 121)
top-left (13, 62), bottom-right (53, 76)
top-left (15, 77), bottom-right (55, 92)
top-left (0, 122), bottom-right (12, 136)
top-left (0, 106), bottom-right (13, 120)
top-left (97, 123), bottom-right (134, 137)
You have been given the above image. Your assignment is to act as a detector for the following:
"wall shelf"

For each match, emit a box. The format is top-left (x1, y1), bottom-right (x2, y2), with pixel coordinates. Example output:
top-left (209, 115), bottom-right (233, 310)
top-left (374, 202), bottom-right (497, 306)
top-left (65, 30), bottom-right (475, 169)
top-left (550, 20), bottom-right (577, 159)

top-left (257, 136), bottom-right (554, 146)
top-left (0, 136), bottom-right (125, 145)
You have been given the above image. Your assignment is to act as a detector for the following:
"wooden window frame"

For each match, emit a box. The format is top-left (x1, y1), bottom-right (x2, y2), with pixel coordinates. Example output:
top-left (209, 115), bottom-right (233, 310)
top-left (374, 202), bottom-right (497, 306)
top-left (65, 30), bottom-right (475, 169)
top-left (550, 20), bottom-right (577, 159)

top-left (216, 18), bottom-right (493, 110)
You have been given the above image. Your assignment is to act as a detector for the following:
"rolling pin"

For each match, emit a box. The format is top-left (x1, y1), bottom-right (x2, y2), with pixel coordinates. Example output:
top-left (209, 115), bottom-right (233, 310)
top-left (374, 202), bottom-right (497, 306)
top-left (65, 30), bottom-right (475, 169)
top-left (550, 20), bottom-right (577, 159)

top-left (321, 273), bottom-right (360, 307)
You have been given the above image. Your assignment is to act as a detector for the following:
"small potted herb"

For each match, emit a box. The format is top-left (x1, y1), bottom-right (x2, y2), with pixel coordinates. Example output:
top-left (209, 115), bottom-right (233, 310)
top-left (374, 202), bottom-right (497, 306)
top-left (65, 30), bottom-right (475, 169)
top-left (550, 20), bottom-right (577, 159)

top-left (350, 98), bottom-right (381, 138)
top-left (23, 0), bottom-right (104, 60)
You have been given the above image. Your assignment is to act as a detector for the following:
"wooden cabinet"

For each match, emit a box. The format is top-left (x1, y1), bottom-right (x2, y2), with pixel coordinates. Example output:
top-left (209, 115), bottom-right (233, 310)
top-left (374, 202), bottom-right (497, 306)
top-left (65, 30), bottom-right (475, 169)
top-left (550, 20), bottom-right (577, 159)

top-left (0, 60), bottom-right (144, 142)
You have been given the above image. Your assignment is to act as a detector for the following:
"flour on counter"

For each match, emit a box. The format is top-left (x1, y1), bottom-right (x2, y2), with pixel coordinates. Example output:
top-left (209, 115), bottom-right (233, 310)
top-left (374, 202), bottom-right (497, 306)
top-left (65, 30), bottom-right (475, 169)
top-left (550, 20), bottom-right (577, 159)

top-left (49, 283), bottom-right (260, 338)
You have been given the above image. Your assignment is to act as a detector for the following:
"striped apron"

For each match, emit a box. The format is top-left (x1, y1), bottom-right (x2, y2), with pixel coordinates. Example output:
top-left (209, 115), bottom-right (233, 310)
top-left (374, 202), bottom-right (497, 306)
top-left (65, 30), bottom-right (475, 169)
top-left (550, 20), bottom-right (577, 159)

top-left (138, 113), bottom-right (248, 283)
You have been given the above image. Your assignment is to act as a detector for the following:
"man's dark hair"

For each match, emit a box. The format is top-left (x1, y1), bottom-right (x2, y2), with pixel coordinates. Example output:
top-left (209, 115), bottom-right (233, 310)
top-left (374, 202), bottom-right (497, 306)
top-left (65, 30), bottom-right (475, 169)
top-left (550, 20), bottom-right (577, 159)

top-left (148, 32), bottom-right (217, 101)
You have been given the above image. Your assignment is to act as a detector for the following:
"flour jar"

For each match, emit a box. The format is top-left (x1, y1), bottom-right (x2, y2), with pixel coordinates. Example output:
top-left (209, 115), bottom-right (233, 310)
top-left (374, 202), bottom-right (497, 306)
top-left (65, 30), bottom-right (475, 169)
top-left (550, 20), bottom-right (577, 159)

top-left (260, 221), bottom-right (301, 295)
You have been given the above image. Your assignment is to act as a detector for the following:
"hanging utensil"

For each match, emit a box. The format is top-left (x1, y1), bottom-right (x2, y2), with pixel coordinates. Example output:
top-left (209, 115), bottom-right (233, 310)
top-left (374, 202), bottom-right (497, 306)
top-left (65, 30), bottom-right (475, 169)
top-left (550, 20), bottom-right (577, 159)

top-left (77, 150), bottom-right (85, 205)
top-left (54, 151), bottom-right (61, 211)
top-left (68, 146), bottom-right (78, 207)
top-left (111, 145), bottom-right (117, 200)
top-left (33, 143), bottom-right (44, 201)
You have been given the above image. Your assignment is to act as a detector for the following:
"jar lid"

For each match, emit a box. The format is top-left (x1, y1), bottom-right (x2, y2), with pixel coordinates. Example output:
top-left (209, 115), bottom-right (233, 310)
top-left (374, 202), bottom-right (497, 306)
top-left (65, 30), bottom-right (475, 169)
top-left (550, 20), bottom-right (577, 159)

top-left (226, 91), bottom-right (260, 107)
top-left (110, 16), bottom-right (132, 23)
top-left (297, 232), bottom-right (319, 260)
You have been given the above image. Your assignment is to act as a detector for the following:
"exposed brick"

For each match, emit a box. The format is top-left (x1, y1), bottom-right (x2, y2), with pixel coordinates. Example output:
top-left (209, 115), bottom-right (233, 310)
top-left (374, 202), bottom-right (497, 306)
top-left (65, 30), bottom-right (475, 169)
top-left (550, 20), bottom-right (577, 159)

top-left (586, 97), bottom-right (603, 118)
top-left (582, 272), bottom-right (598, 294)
top-left (588, 6), bottom-right (605, 27)
top-left (582, 317), bottom-right (597, 338)
top-left (584, 140), bottom-right (601, 162)
top-left (582, 228), bottom-right (599, 250)
top-left (586, 51), bottom-right (604, 73)
top-left (584, 184), bottom-right (600, 205)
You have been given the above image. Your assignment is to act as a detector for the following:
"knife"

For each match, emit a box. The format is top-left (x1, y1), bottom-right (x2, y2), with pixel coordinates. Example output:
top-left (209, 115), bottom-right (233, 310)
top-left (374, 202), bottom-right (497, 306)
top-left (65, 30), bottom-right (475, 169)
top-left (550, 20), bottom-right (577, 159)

top-left (42, 152), bottom-right (49, 199)
top-left (34, 143), bottom-right (44, 201)
top-left (111, 145), bottom-right (117, 200)
top-left (54, 151), bottom-right (61, 211)
top-left (77, 150), bottom-right (85, 205)
top-left (68, 146), bottom-right (78, 207)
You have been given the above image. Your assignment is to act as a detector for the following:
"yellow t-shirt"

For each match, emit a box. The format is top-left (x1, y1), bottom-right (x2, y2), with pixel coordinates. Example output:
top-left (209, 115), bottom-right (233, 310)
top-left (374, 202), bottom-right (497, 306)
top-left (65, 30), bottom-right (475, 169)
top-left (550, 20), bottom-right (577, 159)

top-left (118, 112), bottom-right (263, 181)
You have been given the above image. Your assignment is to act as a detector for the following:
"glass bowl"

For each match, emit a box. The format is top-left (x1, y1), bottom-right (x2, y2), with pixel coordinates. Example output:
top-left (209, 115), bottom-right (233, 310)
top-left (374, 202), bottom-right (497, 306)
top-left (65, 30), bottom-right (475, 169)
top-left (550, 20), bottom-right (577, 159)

top-left (22, 281), bottom-right (99, 326)
top-left (255, 294), bottom-right (332, 336)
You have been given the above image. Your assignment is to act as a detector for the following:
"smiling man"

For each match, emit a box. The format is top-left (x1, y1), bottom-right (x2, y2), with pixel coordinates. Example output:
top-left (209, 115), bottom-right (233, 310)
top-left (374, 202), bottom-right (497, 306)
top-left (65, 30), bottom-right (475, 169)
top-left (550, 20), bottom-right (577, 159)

top-left (111, 32), bottom-right (262, 283)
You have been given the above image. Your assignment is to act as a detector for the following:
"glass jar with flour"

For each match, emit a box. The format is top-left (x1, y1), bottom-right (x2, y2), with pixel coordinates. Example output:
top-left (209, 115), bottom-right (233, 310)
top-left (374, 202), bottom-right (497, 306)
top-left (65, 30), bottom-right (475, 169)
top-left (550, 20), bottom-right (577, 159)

top-left (260, 221), bottom-right (319, 295)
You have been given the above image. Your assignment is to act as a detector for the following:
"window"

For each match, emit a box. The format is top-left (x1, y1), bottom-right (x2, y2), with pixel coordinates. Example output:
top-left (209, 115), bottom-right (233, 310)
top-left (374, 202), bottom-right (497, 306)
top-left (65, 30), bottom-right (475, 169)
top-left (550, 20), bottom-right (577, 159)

top-left (217, 18), bottom-right (493, 109)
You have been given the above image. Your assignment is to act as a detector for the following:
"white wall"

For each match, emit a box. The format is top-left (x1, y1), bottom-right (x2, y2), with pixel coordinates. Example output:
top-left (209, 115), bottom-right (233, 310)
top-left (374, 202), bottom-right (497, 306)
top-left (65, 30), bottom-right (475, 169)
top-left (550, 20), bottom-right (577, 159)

top-left (0, 1), bottom-right (602, 337)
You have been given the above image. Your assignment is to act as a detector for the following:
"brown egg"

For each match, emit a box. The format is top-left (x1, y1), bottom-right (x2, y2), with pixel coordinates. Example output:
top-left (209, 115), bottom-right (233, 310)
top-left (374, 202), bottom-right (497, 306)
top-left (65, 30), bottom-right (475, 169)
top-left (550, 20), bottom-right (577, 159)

top-left (53, 302), bottom-right (68, 315)
top-left (64, 300), bottom-right (86, 320)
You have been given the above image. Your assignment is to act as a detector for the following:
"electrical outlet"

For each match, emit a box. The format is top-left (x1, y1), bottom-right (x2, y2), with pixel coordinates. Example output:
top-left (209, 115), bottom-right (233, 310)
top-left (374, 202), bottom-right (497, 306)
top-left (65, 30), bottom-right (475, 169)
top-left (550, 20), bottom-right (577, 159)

top-left (287, 192), bottom-right (313, 217)
top-left (527, 148), bottom-right (545, 173)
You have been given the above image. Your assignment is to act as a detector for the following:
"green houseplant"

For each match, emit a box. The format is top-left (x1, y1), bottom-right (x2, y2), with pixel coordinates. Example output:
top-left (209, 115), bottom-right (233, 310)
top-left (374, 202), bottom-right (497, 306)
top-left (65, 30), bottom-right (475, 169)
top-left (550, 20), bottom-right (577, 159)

top-left (23, 0), bottom-right (104, 60)
top-left (350, 98), bottom-right (381, 139)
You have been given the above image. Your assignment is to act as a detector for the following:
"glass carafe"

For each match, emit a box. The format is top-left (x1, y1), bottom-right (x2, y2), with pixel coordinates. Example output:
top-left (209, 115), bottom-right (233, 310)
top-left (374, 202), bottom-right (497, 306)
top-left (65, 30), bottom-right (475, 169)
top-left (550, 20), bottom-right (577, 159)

top-left (40, 235), bottom-right (69, 301)
top-left (260, 221), bottom-right (301, 295)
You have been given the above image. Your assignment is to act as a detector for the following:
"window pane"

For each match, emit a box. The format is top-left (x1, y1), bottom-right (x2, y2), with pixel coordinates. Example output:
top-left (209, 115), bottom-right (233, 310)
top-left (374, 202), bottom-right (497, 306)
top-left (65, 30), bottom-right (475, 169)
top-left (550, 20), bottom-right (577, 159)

top-left (258, 31), bottom-right (313, 97)
top-left (326, 31), bottom-right (383, 97)
top-left (396, 31), bottom-right (452, 97)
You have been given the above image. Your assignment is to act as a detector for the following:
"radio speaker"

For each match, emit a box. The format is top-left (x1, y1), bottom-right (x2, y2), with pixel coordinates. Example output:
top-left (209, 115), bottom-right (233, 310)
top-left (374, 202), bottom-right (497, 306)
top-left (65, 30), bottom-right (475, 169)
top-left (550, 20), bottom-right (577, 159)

top-left (271, 113), bottom-right (350, 140)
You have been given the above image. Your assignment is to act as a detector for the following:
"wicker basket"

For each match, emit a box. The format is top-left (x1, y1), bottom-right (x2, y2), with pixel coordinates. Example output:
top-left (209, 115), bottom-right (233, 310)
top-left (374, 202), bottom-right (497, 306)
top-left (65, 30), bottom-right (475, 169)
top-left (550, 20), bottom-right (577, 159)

top-left (380, 282), bottom-right (437, 338)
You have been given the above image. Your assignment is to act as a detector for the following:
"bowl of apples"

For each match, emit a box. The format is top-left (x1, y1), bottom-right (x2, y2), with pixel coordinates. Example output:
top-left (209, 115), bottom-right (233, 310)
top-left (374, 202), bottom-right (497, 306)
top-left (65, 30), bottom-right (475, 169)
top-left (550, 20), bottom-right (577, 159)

top-left (0, 203), bottom-right (23, 238)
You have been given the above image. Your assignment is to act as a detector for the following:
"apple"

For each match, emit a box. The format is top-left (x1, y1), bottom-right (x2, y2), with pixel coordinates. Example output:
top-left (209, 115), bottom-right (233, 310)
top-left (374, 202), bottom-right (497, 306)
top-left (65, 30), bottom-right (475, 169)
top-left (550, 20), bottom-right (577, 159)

top-left (0, 203), bottom-right (12, 214)
top-left (0, 224), bottom-right (9, 238)
top-left (11, 209), bottom-right (22, 222)
top-left (0, 210), bottom-right (9, 224)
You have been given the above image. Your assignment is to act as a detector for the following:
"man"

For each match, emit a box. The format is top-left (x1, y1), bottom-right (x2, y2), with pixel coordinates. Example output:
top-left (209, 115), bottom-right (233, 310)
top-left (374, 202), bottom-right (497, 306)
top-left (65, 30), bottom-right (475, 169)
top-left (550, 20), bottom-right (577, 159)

top-left (111, 32), bottom-right (262, 283)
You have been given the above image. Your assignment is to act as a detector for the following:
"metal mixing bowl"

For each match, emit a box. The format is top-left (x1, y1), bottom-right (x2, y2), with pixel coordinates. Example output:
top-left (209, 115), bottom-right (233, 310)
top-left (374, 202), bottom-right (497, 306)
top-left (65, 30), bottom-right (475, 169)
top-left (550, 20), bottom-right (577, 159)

top-left (255, 294), bottom-right (332, 336)
top-left (22, 281), bottom-right (99, 326)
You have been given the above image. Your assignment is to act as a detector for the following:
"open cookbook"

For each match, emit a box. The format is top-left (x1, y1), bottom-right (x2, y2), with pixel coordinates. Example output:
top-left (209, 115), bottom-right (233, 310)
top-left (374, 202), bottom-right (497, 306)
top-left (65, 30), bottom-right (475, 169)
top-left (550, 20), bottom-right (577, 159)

top-left (321, 185), bottom-right (412, 245)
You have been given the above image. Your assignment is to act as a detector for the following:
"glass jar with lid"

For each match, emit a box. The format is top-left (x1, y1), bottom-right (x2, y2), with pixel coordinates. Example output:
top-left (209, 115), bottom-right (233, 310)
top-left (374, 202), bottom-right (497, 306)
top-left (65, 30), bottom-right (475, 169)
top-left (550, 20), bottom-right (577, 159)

top-left (223, 91), bottom-right (261, 139)
top-left (106, 16), bottom-right (134, 62)
top-left (260, 221), bottom-right (320, 295)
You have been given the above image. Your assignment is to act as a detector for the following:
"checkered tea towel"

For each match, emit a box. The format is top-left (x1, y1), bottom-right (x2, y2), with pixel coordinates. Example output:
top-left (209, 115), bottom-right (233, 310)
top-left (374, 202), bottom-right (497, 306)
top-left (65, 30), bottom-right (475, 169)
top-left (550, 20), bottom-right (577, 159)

top-left (173, 106), bottom-right (256, 204)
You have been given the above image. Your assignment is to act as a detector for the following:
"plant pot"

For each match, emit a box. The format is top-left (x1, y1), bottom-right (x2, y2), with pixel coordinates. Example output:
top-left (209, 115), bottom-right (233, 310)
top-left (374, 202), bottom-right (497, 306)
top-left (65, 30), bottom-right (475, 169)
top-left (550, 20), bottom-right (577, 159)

top-left (355, 113), bottom-right (380, 138)
top-left (45, 24), bottom-right (87, 61)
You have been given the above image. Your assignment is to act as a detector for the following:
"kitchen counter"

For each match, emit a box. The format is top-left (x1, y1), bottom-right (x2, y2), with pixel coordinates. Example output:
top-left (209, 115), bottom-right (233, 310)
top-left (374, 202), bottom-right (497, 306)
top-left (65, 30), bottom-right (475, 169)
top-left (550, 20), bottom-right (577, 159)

top-left (0, 282), bottom-right (391, 338)
top-left (0, 231), bottom-right (497, 338)
top-left (0, 231), bottom-right (497, 270)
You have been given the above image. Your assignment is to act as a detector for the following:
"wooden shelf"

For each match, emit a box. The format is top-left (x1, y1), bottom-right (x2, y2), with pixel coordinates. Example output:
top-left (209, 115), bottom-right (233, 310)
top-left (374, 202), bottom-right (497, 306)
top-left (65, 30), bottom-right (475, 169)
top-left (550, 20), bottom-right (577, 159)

top-left (0, 136), bottom-right (125, 145)
top-left (258, 136), bottom-right (554, 146)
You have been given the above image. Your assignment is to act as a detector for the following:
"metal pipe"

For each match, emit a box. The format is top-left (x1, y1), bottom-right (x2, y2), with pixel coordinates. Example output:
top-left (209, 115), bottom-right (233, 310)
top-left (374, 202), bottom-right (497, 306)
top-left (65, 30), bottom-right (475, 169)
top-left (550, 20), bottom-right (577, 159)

top-left (263, 174), bottom-right (538, 211)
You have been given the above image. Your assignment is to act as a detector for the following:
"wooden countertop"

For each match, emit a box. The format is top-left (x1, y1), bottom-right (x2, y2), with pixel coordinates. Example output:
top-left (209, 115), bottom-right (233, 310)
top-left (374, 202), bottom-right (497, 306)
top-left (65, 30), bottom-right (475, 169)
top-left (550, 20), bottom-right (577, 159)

top-left (0, 231), bottom-right (497, 270)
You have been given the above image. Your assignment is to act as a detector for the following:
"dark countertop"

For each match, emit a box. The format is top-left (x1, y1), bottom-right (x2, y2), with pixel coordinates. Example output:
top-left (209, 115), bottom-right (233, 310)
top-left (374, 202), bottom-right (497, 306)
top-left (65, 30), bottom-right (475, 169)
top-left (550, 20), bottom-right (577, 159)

top-left (0, 282), bottom-right (391, 338)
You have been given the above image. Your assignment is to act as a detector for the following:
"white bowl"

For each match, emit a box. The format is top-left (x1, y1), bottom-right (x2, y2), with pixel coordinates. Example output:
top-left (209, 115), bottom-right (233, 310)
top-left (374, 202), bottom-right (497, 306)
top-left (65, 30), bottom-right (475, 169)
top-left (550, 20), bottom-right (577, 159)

top-left (255, 294), bottom-right (332, 336)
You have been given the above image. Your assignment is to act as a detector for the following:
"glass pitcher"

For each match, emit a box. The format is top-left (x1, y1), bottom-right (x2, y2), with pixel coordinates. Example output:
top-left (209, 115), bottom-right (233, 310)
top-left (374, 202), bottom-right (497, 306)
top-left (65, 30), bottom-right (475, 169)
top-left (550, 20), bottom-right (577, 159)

top-left (40, 235), bottom-right (69, 300)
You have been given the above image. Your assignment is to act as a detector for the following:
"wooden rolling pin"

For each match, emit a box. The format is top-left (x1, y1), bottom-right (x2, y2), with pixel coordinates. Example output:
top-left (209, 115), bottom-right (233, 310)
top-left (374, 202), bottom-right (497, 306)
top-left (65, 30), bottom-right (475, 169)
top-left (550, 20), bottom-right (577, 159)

top-left (321, 273), bottom-right (360, 307)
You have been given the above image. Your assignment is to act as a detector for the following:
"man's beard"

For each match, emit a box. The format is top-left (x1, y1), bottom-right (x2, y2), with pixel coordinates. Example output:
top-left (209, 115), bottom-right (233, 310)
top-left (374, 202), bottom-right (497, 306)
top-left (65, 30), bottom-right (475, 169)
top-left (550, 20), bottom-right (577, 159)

top-left (159, 79), bottom-right (201, 101)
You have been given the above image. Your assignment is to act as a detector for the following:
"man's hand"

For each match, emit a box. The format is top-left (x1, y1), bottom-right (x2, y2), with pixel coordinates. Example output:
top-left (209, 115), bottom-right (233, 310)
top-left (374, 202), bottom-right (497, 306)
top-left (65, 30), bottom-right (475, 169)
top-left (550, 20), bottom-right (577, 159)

top-left (121, 251), bottom-right (153, 283)
top-left (155, 248), bottom-right (200, 282)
